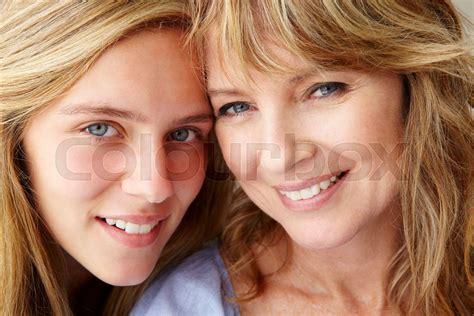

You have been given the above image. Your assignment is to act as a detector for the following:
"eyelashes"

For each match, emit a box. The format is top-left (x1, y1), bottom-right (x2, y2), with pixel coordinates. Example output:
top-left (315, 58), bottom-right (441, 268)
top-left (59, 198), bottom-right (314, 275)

top-left (82, 122), bottom-right (205, 144)
top-left (215, 81), bottom-right (348, 119)
top-left (167, 128), bottom-right (202, 142)
top-left (85, 123), bottom-right (119, 138)
top-left (217, 102), bottom-right (252, 117)
top-left (82, 122), bottom-right (122, 144)
top-left (308, 82), bottom-right (347, 99)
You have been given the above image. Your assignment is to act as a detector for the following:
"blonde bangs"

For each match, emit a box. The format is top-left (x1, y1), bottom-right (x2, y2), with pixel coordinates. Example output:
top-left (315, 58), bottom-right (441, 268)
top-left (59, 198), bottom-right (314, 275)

top-left (192, 0), bottom-right (472, 80)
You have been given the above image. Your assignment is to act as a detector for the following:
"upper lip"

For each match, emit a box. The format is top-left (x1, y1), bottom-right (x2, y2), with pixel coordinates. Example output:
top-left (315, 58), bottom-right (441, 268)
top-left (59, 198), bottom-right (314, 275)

top-left (96, 213), bottom-right (170, 224)
top-left (273, 171), bottom-right (345, 192)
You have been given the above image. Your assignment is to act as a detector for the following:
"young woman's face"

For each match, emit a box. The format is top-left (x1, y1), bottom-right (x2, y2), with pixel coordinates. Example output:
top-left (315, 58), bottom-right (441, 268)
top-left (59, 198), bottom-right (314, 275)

top-left (23, 29), bottom-right (212, 286)
top-left (207, 43), bottom-right (404, 251)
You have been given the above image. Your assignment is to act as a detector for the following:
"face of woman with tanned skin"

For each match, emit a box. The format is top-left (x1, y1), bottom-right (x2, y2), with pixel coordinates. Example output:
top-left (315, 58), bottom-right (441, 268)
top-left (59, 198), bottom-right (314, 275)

top-left (23, 29), bottom-right (213, 286)
top-left (207, 41), bottom-right (404, 252)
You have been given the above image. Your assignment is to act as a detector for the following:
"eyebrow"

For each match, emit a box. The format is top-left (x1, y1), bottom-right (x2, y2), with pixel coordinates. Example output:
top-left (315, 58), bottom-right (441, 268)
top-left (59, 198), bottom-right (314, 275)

top-left (59, 103), bottom-right (149, 122)
top-left (288, 73), bottom-right (314, 84)
top-left (174, 113), bottom-right (214, 125)
top-left (208, 72), bottom-right (319, 97)
top-left (59, 102), bottom-right (214, 125)
top-left (207, 88), bottom-right (245, 98)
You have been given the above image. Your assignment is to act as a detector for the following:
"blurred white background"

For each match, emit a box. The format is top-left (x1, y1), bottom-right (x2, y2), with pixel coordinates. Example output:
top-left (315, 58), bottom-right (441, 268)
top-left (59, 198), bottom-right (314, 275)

top-left (453, 0), bottom-right (473, 21)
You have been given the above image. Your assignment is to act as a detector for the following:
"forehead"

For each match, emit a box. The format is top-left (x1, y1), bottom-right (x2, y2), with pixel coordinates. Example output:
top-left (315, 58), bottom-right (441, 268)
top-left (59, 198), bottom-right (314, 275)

top-left (64, 29), bottom-right (205, 110)
top-left (205, 28), bottom-right (316, 88)
top-left (94, 28), bottom-right (189, 81)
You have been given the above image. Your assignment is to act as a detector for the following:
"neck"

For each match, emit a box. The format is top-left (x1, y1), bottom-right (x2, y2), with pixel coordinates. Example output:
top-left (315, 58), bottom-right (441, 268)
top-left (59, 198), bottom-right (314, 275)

top-left (258, 205), bottom-right (402, 311)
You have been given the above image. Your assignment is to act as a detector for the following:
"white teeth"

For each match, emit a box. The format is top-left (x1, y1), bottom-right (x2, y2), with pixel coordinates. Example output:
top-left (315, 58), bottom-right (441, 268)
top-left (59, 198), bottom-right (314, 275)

top-left (139, 224), bottom-right (152, 234)
top-left (320, 180), bottom-right (331, 190)
top-left (311, 184), bottom-right (320, 195)
top-left (105, 218), bottom-right (116, 225)
top-left (279, 174), bottom-right (342, 201)
top-left (125, 223), bottom-right (140, 234)
top-left (115, 220), bottom-right (126, 229)
top-left (287, 191), bottom-right (302, 201)
top-left (103, 218), bottom-right (158, 235)
top-left (300, 188), bottom-right (313, 199)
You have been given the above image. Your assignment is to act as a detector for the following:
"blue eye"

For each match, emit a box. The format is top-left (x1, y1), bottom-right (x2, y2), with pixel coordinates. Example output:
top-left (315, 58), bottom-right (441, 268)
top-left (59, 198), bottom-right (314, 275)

top-left (310, 82), bottom-right (345, 98)
top-left (218, 102), bottom-right (250, 117)
top-left (169, 128), bottom-right (198, 142)
top-left (85, 123), bottom-right (118, 137)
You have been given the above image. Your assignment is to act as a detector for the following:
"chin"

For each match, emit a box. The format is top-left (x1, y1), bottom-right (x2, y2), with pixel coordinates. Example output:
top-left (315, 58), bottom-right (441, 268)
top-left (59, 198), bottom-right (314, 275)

top-left (288, 224), bottom-right (361, 251)
top-left (94, 264), bottom-right (156, 286)
top-left (99, 272), bottom-right (150, 287)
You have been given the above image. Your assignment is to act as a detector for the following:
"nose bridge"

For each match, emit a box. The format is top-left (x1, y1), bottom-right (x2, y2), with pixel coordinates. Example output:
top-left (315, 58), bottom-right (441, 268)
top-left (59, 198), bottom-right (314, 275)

top-left (138, 134), bottom-right (168, 181)
top-left (121, 134), bottom-right (173, 203)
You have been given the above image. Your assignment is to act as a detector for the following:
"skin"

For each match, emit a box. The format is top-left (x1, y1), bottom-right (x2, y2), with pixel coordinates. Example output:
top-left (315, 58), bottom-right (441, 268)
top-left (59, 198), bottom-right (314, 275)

top-left (207, 39), bottom-right (404, 315)
top-left (23, 29), bottom-right (212, 310)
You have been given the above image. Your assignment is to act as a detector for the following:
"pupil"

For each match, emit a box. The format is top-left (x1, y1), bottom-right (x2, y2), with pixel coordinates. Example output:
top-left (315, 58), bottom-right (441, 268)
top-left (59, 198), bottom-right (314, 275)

top-left (173, 129), bottom-right (189, 141)
top-left (321, 83), bottom-right (336, 95)
top-left (90, 124), bottom-right (107, 136)
top-left (235, 103), bottom-right (248, 112)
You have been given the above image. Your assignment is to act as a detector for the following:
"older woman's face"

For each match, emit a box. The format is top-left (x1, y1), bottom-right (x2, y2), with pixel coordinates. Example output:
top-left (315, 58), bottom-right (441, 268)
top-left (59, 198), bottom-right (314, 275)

top-left (23, 29), bottom-right (212, 286)
top-left (207, 43), bottom-right (404, 250)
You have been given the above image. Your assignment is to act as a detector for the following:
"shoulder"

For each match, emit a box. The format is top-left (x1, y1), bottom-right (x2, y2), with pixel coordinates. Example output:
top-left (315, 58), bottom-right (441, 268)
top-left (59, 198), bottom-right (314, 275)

top-left (131, 242), bottom-right (239, 316)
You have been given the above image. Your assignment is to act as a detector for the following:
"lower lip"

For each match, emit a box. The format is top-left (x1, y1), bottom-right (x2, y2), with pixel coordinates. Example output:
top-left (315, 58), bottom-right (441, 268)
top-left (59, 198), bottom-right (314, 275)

top-left (96, 218), bottom-right (162, 248)
top-left (278, 172), bottom-right (348, 212)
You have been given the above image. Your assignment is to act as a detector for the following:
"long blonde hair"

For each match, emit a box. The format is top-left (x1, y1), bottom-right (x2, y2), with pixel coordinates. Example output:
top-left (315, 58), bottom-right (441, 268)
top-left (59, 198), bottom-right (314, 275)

top-left (189, 0), bottom-right (474, 314)
top-left (0, 2), bottom-right (231, 315)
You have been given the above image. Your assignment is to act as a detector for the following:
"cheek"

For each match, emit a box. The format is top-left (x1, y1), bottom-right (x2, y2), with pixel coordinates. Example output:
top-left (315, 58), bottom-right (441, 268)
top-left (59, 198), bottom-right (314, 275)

top-left (90, 143), bottom-right (130, 179)
top-left (30, 142), bottom-right (116, 203)
top-left (216, 124), bottom-right (257, 180)
top-left (166, 150), bottom-right (196, 176)
top-left (351, 114), bottom-right (403, 182)
top-left (60, 141), bottom-right (94, 175)
top-left (240, 181), bottom-right (275, 209)
top-left (315, 100), bottom-right (403, 178)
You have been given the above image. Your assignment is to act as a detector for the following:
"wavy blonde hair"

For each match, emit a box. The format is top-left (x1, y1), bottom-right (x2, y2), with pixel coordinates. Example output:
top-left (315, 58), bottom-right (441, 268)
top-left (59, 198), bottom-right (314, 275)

top-left (0, 2), bottom-right (231, 315)
top-left (189, 0), bottom-right (474, 314)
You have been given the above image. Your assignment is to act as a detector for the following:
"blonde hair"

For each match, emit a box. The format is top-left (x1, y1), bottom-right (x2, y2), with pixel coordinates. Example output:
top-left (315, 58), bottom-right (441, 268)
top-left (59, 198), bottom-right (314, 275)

top-left (0, 2), bottom-right (231, 315)
top-left (189, 0), bottom-right (474, 314)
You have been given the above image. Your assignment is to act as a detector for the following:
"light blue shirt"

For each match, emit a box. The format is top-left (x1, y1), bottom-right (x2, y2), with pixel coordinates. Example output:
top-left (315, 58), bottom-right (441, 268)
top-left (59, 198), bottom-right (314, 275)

top-left (131, 242), bottom-right (240, 316)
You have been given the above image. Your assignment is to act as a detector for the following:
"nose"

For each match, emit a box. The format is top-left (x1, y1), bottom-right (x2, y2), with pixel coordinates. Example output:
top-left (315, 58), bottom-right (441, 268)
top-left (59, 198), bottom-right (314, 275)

top-left (257, 111), bottom-right (317, 175)
top-left (121, 137), bottom-right (174, 203)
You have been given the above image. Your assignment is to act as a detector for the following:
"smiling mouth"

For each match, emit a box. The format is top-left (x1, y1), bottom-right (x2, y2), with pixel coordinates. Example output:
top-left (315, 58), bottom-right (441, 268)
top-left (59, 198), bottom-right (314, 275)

top-left (278, 171), bottom-right (347, 201)
top-left (97, 217), bottom-right (160, 235)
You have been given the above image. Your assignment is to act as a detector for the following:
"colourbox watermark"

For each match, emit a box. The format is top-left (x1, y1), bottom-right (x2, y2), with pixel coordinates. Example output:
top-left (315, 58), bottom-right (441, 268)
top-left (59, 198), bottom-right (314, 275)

top-left (55, 133), bottom-right (405, 182)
